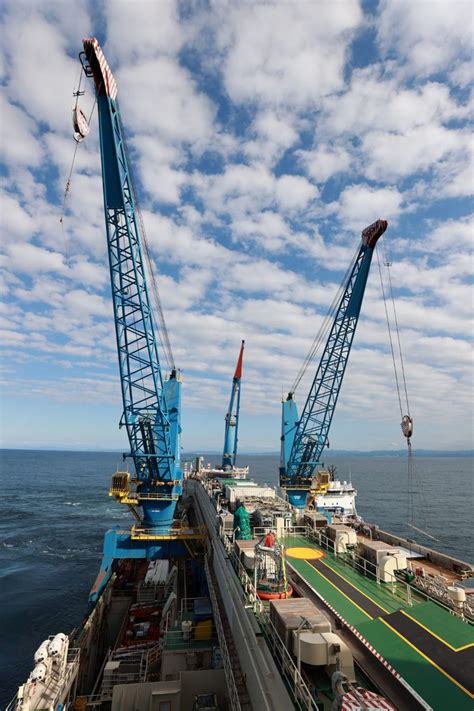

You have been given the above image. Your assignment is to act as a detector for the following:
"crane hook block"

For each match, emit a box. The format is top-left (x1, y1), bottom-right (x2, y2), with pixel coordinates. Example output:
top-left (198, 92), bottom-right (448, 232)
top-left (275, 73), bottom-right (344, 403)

top-left (361, 219), bottom-right (388, 249)
top-left (401, 415), bottom-right (413, 439)
top-left (72, 106), bottom-right (90, 142)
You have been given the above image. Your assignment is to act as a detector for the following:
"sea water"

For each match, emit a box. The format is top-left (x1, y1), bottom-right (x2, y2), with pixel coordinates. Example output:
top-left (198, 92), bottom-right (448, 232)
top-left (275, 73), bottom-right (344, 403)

top-left (0, 449), bottom-right (472, 702)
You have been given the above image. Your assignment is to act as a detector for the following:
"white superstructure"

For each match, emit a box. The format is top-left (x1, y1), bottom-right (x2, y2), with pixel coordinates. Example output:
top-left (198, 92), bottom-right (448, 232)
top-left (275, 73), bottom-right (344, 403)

top-left (310, 470), bottom-right (357, 518)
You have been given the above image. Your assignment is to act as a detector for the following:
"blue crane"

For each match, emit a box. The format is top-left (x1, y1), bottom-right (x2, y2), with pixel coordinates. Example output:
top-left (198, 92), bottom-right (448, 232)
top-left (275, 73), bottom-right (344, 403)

top-left (222, 340), bottom-right (245, 470)
top-left (280, 220), bottom-right (388, 508)
top-left (79, 39), bottom-right (191, 603)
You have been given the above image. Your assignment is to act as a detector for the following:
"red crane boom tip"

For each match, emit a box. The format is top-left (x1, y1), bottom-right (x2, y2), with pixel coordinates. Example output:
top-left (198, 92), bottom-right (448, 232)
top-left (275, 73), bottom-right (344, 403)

top-left (234, 341), bottom-right (245, 379)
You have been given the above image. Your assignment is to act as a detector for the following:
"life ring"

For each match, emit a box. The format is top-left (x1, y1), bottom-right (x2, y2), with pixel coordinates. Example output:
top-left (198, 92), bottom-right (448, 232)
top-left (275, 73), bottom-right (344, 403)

top-left (257, 584), bottom-right (293, 600)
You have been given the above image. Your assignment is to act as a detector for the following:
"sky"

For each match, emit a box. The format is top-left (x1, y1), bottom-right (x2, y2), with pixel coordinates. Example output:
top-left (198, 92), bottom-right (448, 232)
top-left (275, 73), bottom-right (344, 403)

top-left (0, 0), bottom-right (473, 454)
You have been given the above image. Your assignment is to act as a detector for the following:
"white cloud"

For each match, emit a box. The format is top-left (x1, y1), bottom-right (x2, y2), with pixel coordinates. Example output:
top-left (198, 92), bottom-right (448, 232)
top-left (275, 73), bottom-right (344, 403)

top-left (297, 144), bottom-right (352, 183)
top-left (377, 0), bottom-right (473, 79)
top-left (1, 10), bottom-right (84, 132)
top-left (330, 185), bottom-right (404, 228)
top-left (214, 1), bottom-right (363, 106)
top-left (275, 175), bottom-right (318, 211)
top-left (427, 215), bottom-right (474, 251)
top-left (0, 1), bottom-right (472, 454)
top-left (104, 0), bottom-right (183, 62)
top-left (362, 125), bottom-right (469, 182)
top-left (0, 191), bottom-right (36, 240)
top-left (244, 111), bottom-right (299, 166)
top-left (117, 57), bottom-right (216, 145)
top-left (319, 71), bottom-right (466, 138)
top-left (0, 96), bottom-right (43, 167)
top-left (3, 242), bottom-right (67, 275)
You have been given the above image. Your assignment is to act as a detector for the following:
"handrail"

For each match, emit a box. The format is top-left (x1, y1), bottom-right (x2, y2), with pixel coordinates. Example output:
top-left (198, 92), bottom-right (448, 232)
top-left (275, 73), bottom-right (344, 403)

top-left (304, 527), bottom-right (473, 623)
top-left (259, 613), bottom-right (319, 710)
top-left (219, 528), bottom-right (318, 709)
top-left (204, 556), bottom-right (242, 711)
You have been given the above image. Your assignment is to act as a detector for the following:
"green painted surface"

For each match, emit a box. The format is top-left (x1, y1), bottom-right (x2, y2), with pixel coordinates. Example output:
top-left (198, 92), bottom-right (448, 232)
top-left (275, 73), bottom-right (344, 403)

top-left (404, 601), bottom-right (474, 649)
top-left (358, 618), bottom-right (473, 711)
top-left (319, 552), bottom-right (403, 614)
top-left (286, 555), bottom-right (371, 625)
top-left (284, 535), bottom-right (408, 615)
top-left (282, 533), bottom-right (474, 710)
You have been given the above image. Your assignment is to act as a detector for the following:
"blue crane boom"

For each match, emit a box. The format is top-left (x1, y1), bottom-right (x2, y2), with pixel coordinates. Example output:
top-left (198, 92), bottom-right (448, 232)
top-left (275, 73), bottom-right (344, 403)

top-left (280, 220), bottom-right (388, 508)
top-left (222, 340), bottom-right (245, 470)
top-left (81, 38), bottom-right (182, 530)
top-left (79, 39), bottom-right (190, 603)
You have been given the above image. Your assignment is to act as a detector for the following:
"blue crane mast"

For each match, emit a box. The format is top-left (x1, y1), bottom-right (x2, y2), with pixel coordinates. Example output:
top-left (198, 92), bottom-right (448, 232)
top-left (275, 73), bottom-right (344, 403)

top-left (79, 38), bottom-right (191, 603)
top-left (222, 340), bottom-right (245, 470)
top-left (280, 220), bottom-right (388, 508)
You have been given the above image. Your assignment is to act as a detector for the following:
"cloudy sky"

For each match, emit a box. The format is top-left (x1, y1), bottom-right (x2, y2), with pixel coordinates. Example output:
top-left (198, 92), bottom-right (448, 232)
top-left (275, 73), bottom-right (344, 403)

top-left (0, 0), bottom-right (472, 453)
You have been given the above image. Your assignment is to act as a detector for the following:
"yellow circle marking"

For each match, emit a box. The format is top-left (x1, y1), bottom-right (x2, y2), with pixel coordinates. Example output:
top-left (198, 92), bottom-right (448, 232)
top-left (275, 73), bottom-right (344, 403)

top-left (286, 547), bottom-right (325, 560)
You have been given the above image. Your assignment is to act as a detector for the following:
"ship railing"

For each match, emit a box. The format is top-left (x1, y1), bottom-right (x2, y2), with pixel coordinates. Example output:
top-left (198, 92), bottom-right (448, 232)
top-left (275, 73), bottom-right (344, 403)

top-left (258, 613), bottom-right (319, 710)
top-left (130, 523), bottom-right (207, 540)
top-left (5, 694), bottom-right (17, 711)
top-left (96, 666), bottom-right (146, 701)
top-left (5, 647), bottom-right (81, 711)
top-left (180, 595), bottom-right (214, 615)
top-left (253, 525), bottom-right (308, 538)
top-left (305, 527), bottom-right (474, 623)
top-left (204, 556), bottom-right (242, 711)
top-left (220, 531), bottom-right (264, 615)
top-left (410, 574), bottom-right (474, 622)
top-left (232, 549), bottom-right (264, 614)
top-left (163, 625), bottom-right (219, 647)
top-left (136, 582), bottom-right (167, 605)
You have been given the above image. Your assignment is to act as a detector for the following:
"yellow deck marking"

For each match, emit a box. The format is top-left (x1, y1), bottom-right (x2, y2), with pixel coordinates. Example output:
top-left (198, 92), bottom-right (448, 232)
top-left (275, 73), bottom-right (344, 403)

top-left (401, 610), bottom-right (474, 652)
top-left (317, 557), bottom-right (391, 615)
top-left (302, 560), bottom-right (373, 620)
top-left (287, 539), bottom-right (391, 616)
top-left (286, 547), bottom-right (325, 560)
top-left (380, 618), bottom-right (474, 699)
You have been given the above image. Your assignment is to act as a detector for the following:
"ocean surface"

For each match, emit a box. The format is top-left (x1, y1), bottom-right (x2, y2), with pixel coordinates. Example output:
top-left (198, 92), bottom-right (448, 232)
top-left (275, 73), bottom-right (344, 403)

top-left (0, 449), bottom-right (472, 703)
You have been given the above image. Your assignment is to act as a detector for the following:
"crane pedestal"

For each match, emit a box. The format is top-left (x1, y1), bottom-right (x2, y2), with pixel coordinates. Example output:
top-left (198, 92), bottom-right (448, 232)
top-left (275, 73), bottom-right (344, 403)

top-left (89, 524), bottom-right (206, 605)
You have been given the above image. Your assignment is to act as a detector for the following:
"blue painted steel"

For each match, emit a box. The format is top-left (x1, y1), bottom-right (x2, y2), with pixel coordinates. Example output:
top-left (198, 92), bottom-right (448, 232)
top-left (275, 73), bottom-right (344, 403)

top-left (89, 528), bottom-right (188, 604)
top-left (279, 396), bottom-right (299, 478)
top-left (85, 50), bottom-right (181, 530)
top-left (281, 237), bottom-right (381, 507)
top-left (222, 341), bottom-right (244, 470)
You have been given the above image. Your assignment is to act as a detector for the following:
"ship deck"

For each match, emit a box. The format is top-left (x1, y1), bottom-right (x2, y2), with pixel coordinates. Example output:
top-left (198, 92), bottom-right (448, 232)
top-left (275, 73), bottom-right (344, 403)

top-left (283, 535), bottom-right (474, 711)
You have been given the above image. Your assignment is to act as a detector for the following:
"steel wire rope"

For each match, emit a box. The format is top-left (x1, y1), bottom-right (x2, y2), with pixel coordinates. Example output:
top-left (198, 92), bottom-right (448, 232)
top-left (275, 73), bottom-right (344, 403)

top-left (118, 112), bottom-right (175, 373)
top-left (376, 249), bottom-right (413, 525)
top-left (376, 249), bottom-right (404, 420)
top-left (60, 69), bottom-right (97, 263)
top-left (377, 244), bottom-right (437, 540)
top-left (291, 243), bottom-right (360, 396)
top-left (382, 235), bottom-right (411, 417)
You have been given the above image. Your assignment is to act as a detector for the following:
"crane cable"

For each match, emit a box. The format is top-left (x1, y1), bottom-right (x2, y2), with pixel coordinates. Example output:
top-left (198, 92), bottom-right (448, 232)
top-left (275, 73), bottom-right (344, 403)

top-left (61, 67), bottom-right (175, 386)
top-left (291, 243), bottom-right (360, 395)
top-left (381, 237), bottom-right (411, 419)
top-left (376, 240), bottom-right (437, 541)
top-left (60, 68), bottom-right (97, 261)
top-left (375, 248), bottom-right (404, 420)
top-left (118, 112), bottom-right (175, 373)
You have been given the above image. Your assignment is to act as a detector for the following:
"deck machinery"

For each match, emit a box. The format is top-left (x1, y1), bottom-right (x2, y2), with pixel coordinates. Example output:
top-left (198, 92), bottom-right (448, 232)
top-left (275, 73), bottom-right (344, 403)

top-left (280, 220), bottom-right (388, 508)
top-left (80, 38), bottom-right (201, 604)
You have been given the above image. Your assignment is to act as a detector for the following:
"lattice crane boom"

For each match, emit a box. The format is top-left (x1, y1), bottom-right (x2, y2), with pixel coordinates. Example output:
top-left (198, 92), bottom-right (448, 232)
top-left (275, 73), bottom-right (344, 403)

top-left (280, 220), bottom-right (387, 508)
top-left (81, 38), bottom-right (181, 529)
